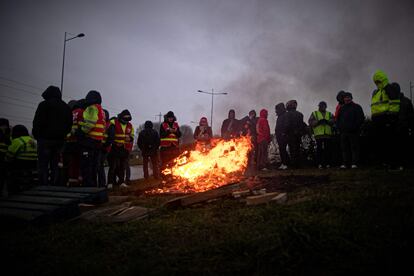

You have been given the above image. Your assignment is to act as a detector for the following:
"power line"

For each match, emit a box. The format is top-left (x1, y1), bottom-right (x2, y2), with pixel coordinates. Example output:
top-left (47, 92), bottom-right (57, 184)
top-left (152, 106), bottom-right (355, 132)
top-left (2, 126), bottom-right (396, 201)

top-left (0, 99), bottom-right (36, 110)
top-left (1, 94), bottom-right (38, 105)
top-left (0, 76), bottom-right (45, 91)
top-left (0, 83), bottom-right (41, 97)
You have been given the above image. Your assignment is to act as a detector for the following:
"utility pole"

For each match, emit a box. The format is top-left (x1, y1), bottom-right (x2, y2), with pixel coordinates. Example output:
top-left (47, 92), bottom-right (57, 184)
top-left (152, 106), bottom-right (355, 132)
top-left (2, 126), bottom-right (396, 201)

top-left (155, 112), bottom-right (162, 125)
top-left (196, 89), bottom-right (228, 132)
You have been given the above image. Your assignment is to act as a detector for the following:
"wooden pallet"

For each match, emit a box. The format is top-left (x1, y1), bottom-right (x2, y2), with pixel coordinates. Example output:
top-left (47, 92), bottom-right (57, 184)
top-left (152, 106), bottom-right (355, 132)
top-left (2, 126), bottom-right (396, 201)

top-left (0, 186), bottom-right (108, 224)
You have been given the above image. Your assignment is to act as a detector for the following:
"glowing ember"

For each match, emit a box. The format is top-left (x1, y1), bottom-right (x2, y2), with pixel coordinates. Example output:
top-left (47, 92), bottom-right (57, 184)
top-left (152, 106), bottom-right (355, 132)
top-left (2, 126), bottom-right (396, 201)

top-left (149, 136), bottom-right (252, 194)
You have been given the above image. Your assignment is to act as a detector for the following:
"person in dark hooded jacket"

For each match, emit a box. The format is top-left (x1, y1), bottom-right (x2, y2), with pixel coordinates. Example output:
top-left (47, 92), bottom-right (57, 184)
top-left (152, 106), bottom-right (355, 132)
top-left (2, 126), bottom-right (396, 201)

top-left (285, 100), bottom-right (305, 168)
top-left (275, 103), bottom-right (289, 169)
top-left (32, 86), bottom-right (72, 186)
top-left (0, 118), bottom-right (11, 194)
top-left (336, 92), bottom-right (365, 168)
top-left (221, 109), bottom-right (240, 139)
top-left (138, 121), bottom-right (160, 179)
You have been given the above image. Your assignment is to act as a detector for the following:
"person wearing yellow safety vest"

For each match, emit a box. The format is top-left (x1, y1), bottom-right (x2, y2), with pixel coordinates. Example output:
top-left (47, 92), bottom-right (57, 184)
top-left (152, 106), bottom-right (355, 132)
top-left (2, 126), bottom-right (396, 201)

top-left (107, 110), bottom-right (134, 189)
top-left (78, 90), bottom-right (106, 187)
top-left (160, 111), bottom-right (181, 170)
top-left (308, 101), bottom-right (334, 169)
top-left (371, 70), bottom-right (401, 169)
top-left (5, 125), bottom-right (37, 194)
top-left (0, 118), bottom-right (11, 195)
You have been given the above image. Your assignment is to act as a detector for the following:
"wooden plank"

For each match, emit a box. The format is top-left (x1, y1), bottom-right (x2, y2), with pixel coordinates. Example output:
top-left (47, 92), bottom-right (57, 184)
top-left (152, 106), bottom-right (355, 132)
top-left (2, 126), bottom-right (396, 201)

top-left (164, 183), bottom-right (240, 208)
top-left (32, 186), bottom-right (108, 204)
top-left (22, 190), bottom-right (91, 200)
top-left (0, 208), bottom-right (46, 223)
top-left (0, 201), bottom-right (62, 212)
top-left (246, 192), bottom-right (281, 206)
top-left (2, 195), bottom-right (79, 206)
top-left (271, 193), bottom-right (288, 204)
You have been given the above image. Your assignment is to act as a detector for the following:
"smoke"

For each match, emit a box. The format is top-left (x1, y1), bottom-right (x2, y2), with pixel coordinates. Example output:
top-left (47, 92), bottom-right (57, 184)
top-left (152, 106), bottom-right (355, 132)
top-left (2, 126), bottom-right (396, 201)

top-left (215, 0), bottom-right (414, 132)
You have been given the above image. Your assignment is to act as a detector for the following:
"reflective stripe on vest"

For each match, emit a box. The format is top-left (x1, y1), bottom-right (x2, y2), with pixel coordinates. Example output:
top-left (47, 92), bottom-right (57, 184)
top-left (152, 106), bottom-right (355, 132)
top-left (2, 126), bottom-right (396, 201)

top-left (111, 119), bottom-right (133, 146)
top-left (312, 111), bottom-right (333, 137)
top-left (80, 104), bottom-right (106, 140)
top-left (160, 122), bottom-right (179, 147)
top-left (6, 137), bottom-right (37, 161)
top-left (371, 89), bottom-right (400, 116)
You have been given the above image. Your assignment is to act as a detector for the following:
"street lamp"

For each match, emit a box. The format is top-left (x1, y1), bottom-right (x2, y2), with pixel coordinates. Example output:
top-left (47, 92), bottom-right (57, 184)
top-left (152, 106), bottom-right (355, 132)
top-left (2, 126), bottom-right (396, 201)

top-left (196, 89), bottom-right (227, 131)
top-left (60, 32), bottom-right (85, 93)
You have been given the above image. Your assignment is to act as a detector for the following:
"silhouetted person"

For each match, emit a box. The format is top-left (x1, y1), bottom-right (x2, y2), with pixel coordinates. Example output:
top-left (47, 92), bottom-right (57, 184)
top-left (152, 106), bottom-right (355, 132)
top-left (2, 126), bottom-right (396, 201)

top-left (138, 121), bottom-right (160, 179)
top-left (0, 118), bottom-right (11, 195)
top-left (33, 86), bottom-right (72, 186)
top-left (256, 109), bottom-right (271, 170)
top-left (285, 100), bottom-right (305, 168)
top-left (221, 109), bottom-right (240, 139)
top-left (394, 83), bottom-right (414, 169)
top-left (336, 92), bottom-right (365, 169)
top-left (98, 109), bottom-right (114, 187)
top-left (275, 103), bottom-right (289, 170)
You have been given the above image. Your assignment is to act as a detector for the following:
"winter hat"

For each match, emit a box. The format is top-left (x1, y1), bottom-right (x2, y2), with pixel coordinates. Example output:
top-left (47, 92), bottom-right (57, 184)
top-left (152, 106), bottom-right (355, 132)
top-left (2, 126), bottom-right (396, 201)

top-left (166, 111), bottom-right (175, 118)
top-left (85, 90), bottom-right (102, 105)
top-left (275, 103), bottom-right (286, 115)
top-left (318, 101), bottom-right (327, 108)
top-left (144, 121), bottom-right (153, 129)
top-left (12, 124), bottom-right (29, 139)
top-left (118, 109), bottom-right (132, 122)
top-left (42, 85), bottom-right (62, 100)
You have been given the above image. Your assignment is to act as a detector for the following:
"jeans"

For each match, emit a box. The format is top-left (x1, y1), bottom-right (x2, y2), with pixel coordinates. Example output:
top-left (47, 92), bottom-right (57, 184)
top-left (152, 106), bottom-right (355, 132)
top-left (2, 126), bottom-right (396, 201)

top-left (37, 139), bottom-right (63, 186)
top-left (256, 141), bottom-right (269, 170)
top-left (107, 150), bottom-right (129, 185)
top-left (277, 138), bottom-right (289, 165)
top-left (288, 135), bottom-right (302, 167)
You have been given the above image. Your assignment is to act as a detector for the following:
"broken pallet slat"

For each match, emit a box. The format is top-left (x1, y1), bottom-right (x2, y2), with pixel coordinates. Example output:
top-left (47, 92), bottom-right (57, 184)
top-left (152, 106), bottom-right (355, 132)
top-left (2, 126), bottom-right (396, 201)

top-left (164, 183), bottom-right (240, 208)
top-left (33, 186), bottom-right (108, 204)
top-left (21, 190), bottom-right (91, 200)
top-left (246, 192), bottom-right (281, 205)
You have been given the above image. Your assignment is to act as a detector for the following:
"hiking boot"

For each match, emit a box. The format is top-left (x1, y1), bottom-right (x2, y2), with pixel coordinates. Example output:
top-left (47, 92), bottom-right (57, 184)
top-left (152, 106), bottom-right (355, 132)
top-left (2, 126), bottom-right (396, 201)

top-left (351, 164), bottom-right (358, 169)
top-left (340, 165), bottom-right (346, 169)
top-left (326, 165), bottom-right (331, 169)
top-left (318, 164), bottom-right (323, 169)
top-left (107, 183), bottom-right (113, 189)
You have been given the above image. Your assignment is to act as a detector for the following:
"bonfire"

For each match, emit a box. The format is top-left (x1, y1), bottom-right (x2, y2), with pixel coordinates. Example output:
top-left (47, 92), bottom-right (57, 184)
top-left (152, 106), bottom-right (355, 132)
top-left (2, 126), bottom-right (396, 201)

top-left (149, 136), bottom-right (253, 194)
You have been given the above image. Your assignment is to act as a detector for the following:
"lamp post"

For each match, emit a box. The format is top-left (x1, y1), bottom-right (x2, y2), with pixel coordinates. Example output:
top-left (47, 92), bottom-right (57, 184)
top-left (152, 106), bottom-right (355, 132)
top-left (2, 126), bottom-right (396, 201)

top-left (196, 89), bottom-right (227, 131)
top-left (60, 32), bottom-right (85, 93)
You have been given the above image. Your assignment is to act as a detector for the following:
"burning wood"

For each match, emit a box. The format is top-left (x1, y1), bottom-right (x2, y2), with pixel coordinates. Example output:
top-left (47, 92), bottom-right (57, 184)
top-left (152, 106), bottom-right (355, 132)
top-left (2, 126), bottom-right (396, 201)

top-left (148, 136), bottom-right (253, 194)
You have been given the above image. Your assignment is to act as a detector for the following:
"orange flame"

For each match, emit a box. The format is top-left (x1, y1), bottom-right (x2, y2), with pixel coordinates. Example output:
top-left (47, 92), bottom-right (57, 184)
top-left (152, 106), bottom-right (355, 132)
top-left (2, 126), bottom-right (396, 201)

top-left (150, 136), bottom-right (252, 193)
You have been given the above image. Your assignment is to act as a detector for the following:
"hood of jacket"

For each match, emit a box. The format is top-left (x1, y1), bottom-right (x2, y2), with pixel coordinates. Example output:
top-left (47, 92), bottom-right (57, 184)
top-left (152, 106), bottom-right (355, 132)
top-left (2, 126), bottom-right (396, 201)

top-left (144, 120), bottom-right (153, 129)
top-left (373, 70), bottom-right (389, 90)
top-left (259, 109), bottom-right (268, 119)
top-left (42, 86), bottom-right (62, 100)
top-left (85, 90), bottom-right (102, 106)
top-left (275, 103), bottom-right (286, 116)
top-left (118, 109), bottom-right (132, 122)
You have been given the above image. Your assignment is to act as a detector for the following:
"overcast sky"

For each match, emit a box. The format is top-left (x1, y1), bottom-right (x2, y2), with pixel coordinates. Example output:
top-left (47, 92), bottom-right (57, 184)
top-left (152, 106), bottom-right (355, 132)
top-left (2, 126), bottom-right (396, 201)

top-left (1, 0), bottom-right (413, 134)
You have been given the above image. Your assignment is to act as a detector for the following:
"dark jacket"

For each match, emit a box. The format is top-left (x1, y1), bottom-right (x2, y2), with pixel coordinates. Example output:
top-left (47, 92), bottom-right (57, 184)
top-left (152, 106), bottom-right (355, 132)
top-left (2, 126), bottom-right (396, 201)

top-left (285, 110), bottom-right (305, 137)
top-left (399, 93), bottom-right (414, 131)
top-left (32, 86), bottom-right (72, 141)
top-left (240, 116), bottom-right (257, 137)
top-left (138, 121), bottom-right (160, 156)
top-left (336, 102), bottom-right (365, 134)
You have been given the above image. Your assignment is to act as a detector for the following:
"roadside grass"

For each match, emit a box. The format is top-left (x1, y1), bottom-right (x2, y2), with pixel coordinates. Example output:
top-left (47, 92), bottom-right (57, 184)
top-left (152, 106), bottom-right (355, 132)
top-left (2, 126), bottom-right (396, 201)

top-left (1, 169), bottom-right (413, 275)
